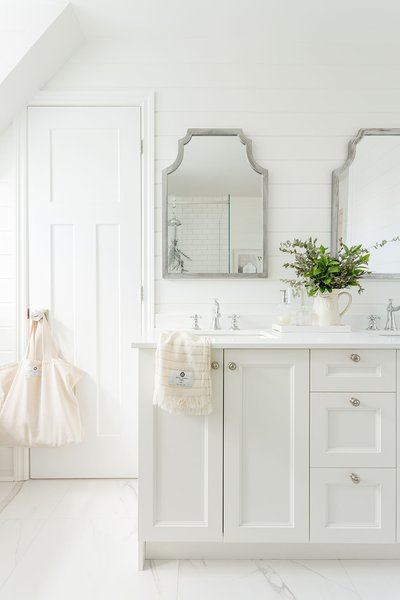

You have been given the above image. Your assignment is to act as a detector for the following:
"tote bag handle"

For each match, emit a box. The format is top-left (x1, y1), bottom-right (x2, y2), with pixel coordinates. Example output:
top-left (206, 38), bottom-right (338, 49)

top-left (40, 316), bottom-right (59, 360)
top-left (24, 317), bottom-right (59, 361)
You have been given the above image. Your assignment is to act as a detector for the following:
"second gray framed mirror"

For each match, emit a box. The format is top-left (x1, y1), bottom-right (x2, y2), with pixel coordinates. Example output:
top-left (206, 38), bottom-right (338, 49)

top-left (162, 129), bottom-right (268, 279)
top-left (332, 128), bottom-right (400, 278)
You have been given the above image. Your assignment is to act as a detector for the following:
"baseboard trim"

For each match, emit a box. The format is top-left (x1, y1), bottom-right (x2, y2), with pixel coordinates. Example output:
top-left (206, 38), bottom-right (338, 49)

top-left (145, 541), bottom-right (400, 560)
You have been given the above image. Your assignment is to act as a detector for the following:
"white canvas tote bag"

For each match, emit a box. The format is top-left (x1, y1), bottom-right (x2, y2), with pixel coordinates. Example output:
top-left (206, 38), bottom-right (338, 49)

top-left (0, 316), bottom-right (84, 447)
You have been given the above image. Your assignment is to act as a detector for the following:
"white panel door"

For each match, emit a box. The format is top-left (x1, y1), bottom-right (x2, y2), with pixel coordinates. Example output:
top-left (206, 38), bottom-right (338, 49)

top-left (27, 106), bottom-right (142, 478)
top-left (224, 349), bottom-right (309, 542)
top-left (139, 349), bottom-right (223, 542)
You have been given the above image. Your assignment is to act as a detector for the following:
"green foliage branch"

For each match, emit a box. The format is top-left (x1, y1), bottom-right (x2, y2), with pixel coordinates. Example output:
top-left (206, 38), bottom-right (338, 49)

top-left (279, 237), bottom-right (371, 296)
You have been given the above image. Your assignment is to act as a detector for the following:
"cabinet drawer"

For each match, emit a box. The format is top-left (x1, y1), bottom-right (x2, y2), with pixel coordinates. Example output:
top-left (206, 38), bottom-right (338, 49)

top-left (310, 393), bottom-right (396, 467)
top-left (311, 349), bottom-right (396, 392)
top-left (310, 468), bottom-right (396, 543)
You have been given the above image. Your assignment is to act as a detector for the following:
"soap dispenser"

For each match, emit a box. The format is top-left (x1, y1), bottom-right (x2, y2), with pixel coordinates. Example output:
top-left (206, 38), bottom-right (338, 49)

top-left (276, 289), bottom-right (292, 325)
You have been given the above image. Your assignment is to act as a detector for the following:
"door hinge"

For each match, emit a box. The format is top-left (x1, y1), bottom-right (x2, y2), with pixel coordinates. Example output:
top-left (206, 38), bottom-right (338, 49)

top-left (141, 286), bottom-right (144, 301)
top-left (27, 307), bottom-right (30, 320)
top-left (140, 139), bottom-right (143, 154)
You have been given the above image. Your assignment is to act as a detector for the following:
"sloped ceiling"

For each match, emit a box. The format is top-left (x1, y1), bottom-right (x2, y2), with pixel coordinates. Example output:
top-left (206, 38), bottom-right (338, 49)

top-left (0, 2), bottom-right (84, 134)
top-left (36, 0), bottom-right (400, 44)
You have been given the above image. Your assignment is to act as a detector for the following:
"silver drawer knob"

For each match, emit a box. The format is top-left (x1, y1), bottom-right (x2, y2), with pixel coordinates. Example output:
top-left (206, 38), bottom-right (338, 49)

top-left (228, 362), bottom-right (237, 371)
top-left (211, 361), bottom-right (219, 370)
top-left (350, 473), bottom-right (361, 484)
top-left (349, 397), bottom-right (360, 407)
top-left (350, 353), bottom-right (361, 362)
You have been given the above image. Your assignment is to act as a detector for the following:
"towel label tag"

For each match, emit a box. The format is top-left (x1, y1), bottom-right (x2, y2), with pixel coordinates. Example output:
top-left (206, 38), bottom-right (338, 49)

top-left (26, 365), bottom-right (42, 378)
top-left (169, 370), bottom-right (193, 387)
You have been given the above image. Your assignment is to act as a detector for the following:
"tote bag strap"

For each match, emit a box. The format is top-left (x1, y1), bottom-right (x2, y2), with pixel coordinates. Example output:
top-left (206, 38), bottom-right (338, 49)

top-left (39, 316), bottom-right (60, 360)
top-left (25, 320), bottom-right (39, 360)
top-left (24, 318), bottom-right (60, 361)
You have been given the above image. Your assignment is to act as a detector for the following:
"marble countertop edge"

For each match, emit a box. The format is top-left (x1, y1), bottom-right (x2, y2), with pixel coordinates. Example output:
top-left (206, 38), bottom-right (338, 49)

top-left (131, 330), bottom-right (400, 349)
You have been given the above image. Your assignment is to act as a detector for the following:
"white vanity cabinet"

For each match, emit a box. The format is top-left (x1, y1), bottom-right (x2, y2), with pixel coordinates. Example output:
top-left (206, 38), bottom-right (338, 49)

top-left (224, 349), bottom-right (309, 542)
top-left (135, 340), bottom-right (400, 562)
top-left (310, 349), bottom-right (397, 543)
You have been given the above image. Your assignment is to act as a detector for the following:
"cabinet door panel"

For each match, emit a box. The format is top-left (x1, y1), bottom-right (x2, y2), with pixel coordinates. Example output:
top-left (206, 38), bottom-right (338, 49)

top-left (310, 468), bottom-right (396, 543)
top-left (311, 393), bottom-right (396, 467)
top-left (224, 349), bottom-right (309, 542)
top-left (139, 349), bottom-right (223, 542)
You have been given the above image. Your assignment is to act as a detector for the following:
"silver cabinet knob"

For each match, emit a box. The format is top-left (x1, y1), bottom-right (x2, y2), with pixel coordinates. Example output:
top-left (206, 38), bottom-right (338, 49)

top-left (350, 473), bottom-right (361, 484)
top-left (228, 362), bottom-right (237, 371)
top-left (349, 397), bottom-right (361, 407)
top-left (350, 353), bottom-right (361, 362)
top-left (211, 361), bottom-right (219, 370)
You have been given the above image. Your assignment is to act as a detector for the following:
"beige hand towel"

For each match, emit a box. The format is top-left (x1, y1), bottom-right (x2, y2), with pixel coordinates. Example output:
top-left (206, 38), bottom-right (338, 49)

top-left (153, 331), bottom-right (212, 415)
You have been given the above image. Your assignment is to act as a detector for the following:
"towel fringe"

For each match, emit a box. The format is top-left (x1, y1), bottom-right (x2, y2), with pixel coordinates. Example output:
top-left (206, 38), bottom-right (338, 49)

top-left (154, 392), bottom-right (212, 416)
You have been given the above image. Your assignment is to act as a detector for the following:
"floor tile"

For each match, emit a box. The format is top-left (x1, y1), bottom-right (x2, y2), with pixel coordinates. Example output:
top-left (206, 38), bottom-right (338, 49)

top-left (176, 559), bottom-right (289, 600)
top-left (2, 480), bottom-right (400, 600)
top-left (51, 479), bottom-right (137, 518)
top-left (0, 483), bottom-right (21, 514)
top-left (341, 560), bottom-right (400, 600)
top-left (0, 480), bottom-right (71, 519)
top-left (0, 518), bottom-right (45, 588)
top-left (260, 559), bottom-right (361, 600)
top-left (0, 517), bottom-right (178, 600)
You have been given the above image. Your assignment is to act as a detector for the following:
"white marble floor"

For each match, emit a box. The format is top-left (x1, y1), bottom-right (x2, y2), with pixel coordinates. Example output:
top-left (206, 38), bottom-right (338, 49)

top-left (0, 480), bottom-right (399, 600)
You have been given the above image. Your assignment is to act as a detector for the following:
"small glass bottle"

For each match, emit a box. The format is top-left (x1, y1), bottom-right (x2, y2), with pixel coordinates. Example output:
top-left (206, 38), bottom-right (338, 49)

top-left (276, 289), bottom-right (292, 325)
top-left (295, 287), bottom-right (312, 326)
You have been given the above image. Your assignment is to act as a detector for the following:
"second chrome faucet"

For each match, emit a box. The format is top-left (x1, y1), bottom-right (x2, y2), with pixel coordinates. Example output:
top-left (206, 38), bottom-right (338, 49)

top-left (211, 298), bottom-right (221, 330)
top-left (385, 299), bottom-right (400, 331)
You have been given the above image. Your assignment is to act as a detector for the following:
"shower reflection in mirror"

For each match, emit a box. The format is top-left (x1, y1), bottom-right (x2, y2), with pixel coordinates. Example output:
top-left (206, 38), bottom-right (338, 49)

top-left (163, 129), bottom-right (268, 279)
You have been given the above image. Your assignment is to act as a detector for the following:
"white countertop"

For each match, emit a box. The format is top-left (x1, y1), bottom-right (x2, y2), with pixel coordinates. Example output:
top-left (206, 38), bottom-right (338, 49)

top-left (131, 330), bottom-right (400, 349)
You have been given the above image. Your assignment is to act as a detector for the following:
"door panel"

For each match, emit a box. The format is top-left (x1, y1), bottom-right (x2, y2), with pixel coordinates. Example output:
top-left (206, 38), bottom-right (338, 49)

top-left (311, 349), bottom-right (396, 392)
top-left (139, 349), bottom-right (223, 542)
top-left (224, 349), bottom-right (309, 542)
top-left (28, 106), bottom-right (142, 478)
top-left (311, 393), bottom-right (396, 467)
top-left (310, 468), bottom-right (396, 543)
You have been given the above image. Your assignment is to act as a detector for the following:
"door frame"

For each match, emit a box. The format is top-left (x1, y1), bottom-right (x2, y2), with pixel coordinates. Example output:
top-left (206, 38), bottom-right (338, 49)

top-left (14, 90), bottom-right (155, 480)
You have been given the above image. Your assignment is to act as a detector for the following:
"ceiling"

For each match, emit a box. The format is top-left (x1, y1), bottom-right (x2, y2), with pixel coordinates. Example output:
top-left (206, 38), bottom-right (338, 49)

top-left (2, 0), bottom-right (400, 44)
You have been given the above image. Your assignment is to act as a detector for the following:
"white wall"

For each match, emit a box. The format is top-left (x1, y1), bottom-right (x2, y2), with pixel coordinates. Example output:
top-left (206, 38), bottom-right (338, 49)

top-left (0, 124), bottom-right (17, 479)
top-left (3, 36), bottom-right (400, 475)
top-left (41, 37), bottom-right (400, 330)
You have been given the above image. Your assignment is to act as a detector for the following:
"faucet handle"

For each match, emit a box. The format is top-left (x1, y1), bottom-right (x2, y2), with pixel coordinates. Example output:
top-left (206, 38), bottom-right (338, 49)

top-left (228, 314), bottom-right (240, 330)
top-left (190, 314), bottom-right (202, 330)
top-left (366, 314), bottom-right (380, 331)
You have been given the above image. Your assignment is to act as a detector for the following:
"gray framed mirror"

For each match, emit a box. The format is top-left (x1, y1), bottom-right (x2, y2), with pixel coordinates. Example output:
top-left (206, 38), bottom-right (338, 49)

top-left (332, 128), bottom-right (400, 278)
top-left (162, 129), bottom-right (268, 279)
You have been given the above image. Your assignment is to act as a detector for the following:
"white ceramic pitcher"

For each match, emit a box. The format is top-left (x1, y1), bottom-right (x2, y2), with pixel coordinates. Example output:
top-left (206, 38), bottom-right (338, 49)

top-left (312, 289), bottom-right (352, 327)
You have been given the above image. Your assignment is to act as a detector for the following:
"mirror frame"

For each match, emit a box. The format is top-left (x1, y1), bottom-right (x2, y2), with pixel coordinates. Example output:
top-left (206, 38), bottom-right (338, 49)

top-left (331, 127), bottom-right (400, 279)
top-left (162, 128), bottom-right (268, 279)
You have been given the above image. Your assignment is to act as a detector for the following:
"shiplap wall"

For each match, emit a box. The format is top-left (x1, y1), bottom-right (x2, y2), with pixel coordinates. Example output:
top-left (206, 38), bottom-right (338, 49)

top-left (0, 124), bottom-right (17, 479)
top-left (43, 38), bottom-right (400, 330)
top-left (3, 37), bottom-right (400, 476)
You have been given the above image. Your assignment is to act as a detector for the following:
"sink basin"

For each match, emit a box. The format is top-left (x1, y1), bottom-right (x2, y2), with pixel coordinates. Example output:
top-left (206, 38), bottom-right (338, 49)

top-left (379, 331), bottom-right (400, 336)
top-left (191, 329), bottom-right (277, 339)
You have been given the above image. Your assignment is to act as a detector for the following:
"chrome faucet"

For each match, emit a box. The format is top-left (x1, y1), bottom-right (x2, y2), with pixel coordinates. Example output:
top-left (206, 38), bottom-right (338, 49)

top-left (385, 299), bottom-right (400, 331)
top-left (211, 298), bottom-right (221, 330)
top-left (366, 314), bottom-right (380, 331)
